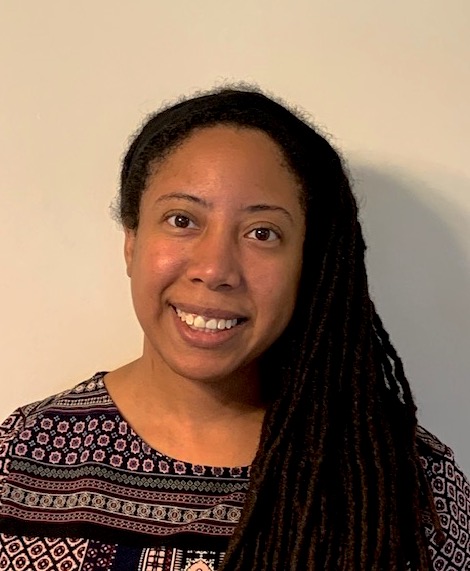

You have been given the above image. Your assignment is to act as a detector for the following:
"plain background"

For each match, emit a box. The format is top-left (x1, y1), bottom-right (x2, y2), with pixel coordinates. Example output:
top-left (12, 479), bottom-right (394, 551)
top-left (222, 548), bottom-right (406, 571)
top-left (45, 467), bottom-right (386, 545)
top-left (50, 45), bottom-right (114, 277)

top-left (1, 1), bottom-right (469, 474)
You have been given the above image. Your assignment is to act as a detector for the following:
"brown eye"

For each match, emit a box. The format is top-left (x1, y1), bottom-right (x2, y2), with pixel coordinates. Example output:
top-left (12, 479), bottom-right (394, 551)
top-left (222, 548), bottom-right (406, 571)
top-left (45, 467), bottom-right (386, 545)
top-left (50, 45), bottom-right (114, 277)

top-left (255, 228), bottom-right (271, 241)
top-left (175, 215), bottom-right (190, 228)
top-left (247, 227), bottom-right (279, 242)
top-left (167, 214), bottom-right (196, 229)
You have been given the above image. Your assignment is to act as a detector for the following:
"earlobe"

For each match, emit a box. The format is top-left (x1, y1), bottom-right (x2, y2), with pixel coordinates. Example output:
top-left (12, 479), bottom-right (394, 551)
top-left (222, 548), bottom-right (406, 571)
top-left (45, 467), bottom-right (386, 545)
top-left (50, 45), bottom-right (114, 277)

top-left (124, 228), bottom-right (136, 277)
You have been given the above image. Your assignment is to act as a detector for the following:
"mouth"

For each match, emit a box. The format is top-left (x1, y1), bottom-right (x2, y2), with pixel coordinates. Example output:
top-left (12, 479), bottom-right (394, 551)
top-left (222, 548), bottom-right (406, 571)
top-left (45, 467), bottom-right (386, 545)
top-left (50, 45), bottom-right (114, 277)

top-left (171, 305), bottom-right (248, 333)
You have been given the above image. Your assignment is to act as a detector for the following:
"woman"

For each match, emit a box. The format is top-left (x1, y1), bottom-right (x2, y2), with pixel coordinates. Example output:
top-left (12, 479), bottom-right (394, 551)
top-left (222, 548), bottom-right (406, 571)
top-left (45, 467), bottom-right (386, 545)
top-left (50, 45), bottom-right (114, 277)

top-left (0, 88), bottom-right (468, 570)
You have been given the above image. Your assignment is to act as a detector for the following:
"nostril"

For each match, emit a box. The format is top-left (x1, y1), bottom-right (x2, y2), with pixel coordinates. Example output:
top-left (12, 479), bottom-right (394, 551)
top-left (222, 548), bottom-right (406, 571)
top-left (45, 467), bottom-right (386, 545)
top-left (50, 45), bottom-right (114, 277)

top-left (185, 252), bottom-right (242, 290)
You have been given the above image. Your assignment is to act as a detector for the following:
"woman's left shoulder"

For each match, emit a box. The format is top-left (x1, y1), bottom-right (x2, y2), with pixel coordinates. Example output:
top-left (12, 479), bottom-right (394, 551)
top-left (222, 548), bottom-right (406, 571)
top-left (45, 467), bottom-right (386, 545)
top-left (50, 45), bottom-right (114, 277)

top-left (417, 425), bottom-right (470, 568)
top-left (417, 425), bottom-right (468, 488)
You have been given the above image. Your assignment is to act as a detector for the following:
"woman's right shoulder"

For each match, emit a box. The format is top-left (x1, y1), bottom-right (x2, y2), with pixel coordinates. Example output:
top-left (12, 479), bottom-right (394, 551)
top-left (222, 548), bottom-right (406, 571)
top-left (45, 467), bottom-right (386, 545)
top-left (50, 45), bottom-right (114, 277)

top-left (0, 372), bottom-right (108, 476)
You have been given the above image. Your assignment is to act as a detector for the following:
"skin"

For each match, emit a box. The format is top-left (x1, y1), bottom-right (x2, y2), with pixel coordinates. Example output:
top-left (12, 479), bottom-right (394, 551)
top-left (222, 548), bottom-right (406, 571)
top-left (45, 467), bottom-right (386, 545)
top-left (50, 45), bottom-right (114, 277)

top-left (106, 125), bottom-right (306, 466)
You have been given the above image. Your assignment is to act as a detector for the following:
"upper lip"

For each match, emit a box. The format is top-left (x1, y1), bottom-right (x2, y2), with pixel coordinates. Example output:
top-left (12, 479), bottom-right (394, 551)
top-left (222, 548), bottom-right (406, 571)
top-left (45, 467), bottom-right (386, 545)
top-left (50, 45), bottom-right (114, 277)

top-left (171, 303), bottom-right (248, 320)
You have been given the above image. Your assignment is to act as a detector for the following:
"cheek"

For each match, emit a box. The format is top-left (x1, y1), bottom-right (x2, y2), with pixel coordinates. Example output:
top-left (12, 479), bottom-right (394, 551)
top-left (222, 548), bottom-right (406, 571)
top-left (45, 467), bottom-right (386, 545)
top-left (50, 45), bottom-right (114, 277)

top-left (252, 255), bottom-right (302, 325)
top-left (130, 241), bottom-right (186, 299)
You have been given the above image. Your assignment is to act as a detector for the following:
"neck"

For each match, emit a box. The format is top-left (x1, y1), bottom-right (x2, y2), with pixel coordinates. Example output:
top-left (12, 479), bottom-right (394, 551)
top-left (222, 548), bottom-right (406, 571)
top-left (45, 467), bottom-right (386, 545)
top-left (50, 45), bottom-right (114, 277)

top-left (105, 352), bottom-right (266, 466)
top-left (132, 353), bottom-right (264, 423)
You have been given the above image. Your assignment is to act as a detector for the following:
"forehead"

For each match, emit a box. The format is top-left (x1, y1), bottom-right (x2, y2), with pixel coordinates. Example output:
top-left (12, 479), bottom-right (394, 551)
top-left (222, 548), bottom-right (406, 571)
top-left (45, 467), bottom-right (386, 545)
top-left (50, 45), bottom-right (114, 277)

top-left (153, 125), bottom-right (287, 170)
top-left (146, 125), bottom-right (303, 206)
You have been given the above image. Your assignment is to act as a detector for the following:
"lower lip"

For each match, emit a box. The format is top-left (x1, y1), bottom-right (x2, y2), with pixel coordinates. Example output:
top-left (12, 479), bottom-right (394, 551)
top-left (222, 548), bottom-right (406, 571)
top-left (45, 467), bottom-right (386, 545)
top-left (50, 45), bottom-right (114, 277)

top-left (171, 308), bottom-right (246, 349)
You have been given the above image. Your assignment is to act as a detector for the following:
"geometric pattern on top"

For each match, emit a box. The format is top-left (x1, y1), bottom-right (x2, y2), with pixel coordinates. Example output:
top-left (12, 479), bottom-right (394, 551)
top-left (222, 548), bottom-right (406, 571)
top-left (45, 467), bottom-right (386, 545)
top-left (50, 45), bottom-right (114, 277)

top-left (0, 373), bottom-right (249, 543)
top-left (0, 372), bottom-right (469, 570)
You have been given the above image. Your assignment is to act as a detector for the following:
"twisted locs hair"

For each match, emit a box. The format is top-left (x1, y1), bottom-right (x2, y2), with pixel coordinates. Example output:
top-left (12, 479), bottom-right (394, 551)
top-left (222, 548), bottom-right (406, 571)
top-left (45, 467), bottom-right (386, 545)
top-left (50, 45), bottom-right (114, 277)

top-left (119, 88), bottom-right (442, 569)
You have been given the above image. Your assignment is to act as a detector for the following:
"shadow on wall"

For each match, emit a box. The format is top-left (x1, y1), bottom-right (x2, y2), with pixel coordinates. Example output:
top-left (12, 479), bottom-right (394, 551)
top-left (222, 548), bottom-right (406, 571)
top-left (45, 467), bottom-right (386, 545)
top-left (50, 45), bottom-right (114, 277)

top-left (351, 163), bottom-right (470, 474)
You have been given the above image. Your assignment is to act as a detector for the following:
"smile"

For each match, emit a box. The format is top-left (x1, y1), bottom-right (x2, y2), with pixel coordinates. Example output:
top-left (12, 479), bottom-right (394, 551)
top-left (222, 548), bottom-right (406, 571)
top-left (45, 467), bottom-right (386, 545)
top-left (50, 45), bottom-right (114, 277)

top-left (174, 307), bottom-right (243, 332)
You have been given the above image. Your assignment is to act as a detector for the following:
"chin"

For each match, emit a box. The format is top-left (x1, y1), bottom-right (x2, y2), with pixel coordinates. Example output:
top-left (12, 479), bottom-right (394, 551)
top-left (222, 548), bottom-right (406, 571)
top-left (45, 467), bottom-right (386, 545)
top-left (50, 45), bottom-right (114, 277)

top-left (167, 356), bottom-right (257, 386)
top-left (172, 366), bottom-right (239, 384)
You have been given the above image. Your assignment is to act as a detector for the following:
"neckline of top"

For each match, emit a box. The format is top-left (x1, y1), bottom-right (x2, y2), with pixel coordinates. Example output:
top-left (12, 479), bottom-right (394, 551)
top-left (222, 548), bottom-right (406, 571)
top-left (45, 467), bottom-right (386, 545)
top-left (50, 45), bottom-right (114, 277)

top-left (87, 371), bottom-right (252, 476)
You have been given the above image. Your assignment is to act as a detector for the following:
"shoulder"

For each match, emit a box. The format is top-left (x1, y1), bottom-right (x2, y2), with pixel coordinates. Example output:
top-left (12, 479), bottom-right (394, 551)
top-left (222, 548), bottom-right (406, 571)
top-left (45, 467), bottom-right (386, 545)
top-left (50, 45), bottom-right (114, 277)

top-left (417, 425), bottom-right (467, 493)
top-left (417, 425), bottom-right (470, 568)
top-left (1, 371), bottom-right (109, 427)
top-left (0, 372), bottom-right (108, 477)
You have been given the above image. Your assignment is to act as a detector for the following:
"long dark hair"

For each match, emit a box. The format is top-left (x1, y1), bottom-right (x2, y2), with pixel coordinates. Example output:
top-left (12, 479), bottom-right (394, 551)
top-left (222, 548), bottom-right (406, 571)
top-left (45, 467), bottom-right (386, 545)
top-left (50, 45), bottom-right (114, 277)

top-left (119, 87), bottom-right (441, 569)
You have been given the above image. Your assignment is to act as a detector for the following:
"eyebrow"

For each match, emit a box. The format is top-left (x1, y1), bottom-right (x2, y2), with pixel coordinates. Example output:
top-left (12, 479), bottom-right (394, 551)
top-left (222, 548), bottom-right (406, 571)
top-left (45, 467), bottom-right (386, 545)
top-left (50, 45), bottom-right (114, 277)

top-left (153, 192), bottom-right (209, 207)
top-left (153, 192), bottom-right (294, 223)
top-left (244, 203), bottom-right (293, 223)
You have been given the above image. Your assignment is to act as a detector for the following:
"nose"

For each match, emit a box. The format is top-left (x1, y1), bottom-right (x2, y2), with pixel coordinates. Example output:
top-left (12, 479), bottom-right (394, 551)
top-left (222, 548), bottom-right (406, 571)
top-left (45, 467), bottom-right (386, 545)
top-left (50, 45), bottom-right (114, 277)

top-left (185, 229), bottom-right (243, 291)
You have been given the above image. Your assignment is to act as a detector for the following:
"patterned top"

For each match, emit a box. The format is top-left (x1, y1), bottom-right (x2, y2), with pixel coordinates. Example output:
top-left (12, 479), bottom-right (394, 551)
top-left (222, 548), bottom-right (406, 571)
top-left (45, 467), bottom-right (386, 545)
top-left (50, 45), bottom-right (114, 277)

top-left (0, 372), bottom-right (468, 570)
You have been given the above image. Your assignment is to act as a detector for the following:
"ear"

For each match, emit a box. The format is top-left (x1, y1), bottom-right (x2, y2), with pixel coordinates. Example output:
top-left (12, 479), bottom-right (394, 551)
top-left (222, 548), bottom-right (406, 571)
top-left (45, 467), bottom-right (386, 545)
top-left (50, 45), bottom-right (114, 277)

top-left (124, 227), bottom-right (137, 277)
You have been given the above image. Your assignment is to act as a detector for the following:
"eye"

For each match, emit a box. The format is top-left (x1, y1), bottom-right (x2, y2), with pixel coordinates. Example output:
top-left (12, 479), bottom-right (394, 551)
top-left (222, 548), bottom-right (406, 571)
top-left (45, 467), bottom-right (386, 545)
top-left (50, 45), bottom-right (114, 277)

top-left (246, 227), bottom-right (280, 242)
top-left (166, 214), bottom-right (197, 229)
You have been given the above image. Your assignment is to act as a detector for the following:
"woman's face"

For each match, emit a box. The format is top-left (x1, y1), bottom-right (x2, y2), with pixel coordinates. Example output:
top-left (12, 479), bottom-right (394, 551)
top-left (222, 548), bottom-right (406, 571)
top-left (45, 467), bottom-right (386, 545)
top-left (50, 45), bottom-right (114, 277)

top-left (125, 125), bottom-right (306, 384)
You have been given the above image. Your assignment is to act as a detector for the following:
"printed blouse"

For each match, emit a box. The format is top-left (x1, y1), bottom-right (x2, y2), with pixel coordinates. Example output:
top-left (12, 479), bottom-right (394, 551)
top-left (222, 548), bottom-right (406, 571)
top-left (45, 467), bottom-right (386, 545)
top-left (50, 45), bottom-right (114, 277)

top-left (0, 373), bottom-right (468, 570)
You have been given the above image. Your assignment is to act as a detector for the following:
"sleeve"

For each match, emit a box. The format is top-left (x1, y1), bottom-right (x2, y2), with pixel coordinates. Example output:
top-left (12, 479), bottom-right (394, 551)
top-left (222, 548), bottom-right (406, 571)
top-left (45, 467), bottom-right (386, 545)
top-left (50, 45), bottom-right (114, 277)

top-left (418, 426), bottom-right (470, 570)
top-left (0, 408), bottom-right (27, 488)
top-left (0, 392), bottom-right (69, 488)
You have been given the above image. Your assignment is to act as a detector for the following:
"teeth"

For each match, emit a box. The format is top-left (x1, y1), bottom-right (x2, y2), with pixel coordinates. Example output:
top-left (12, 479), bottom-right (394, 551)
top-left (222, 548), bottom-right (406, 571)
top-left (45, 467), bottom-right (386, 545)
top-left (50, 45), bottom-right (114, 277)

top-left (175, 308), bottom-right (239, 331)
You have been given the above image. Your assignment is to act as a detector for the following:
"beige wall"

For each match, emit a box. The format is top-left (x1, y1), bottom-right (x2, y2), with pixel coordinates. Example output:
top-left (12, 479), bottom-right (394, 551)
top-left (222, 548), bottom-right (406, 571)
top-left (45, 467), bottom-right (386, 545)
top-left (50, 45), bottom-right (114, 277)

top-left (1, 1), bottom-right (469, 472)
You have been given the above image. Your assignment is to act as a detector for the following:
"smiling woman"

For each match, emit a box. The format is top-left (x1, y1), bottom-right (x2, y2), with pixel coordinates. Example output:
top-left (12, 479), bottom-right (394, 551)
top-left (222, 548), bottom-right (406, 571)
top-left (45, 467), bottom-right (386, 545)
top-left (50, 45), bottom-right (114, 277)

top-left (0, 88), bottom-right (469, 571)
top-left (121, 126), bottom-right (305, 400)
